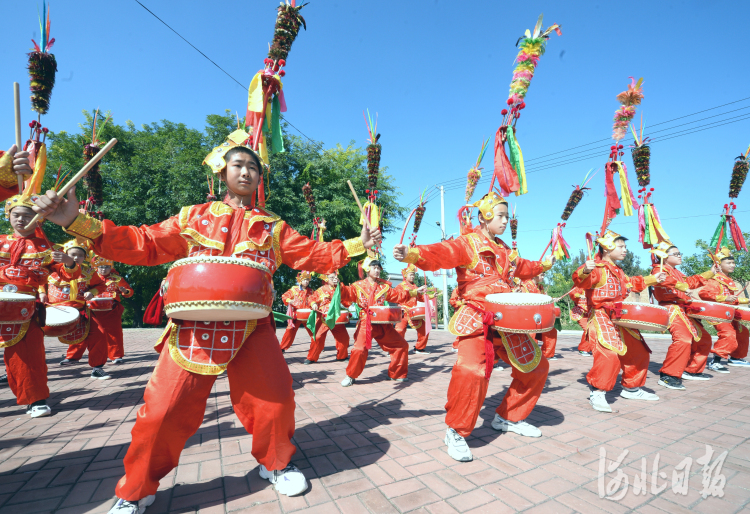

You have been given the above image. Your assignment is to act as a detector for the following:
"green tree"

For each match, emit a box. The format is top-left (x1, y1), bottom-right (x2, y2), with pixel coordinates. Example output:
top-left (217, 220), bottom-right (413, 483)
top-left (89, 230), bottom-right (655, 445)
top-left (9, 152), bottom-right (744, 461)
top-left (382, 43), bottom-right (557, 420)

top-left (17, 110), bottom-right (405, 326)
top-left (681, 234), bottom-right (750, 292)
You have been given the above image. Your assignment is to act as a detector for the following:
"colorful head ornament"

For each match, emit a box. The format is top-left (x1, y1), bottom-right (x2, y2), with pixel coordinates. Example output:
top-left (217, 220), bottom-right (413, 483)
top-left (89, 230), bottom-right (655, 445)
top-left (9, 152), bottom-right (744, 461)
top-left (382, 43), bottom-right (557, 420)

top-left (401, 263), bottom-right (416, 280)
top-left (4, 195), bottom-right (37, 220)
top-left (93, 255), bottom-right (113, 267)
top-left (710, 246), bottom-right (734, 265)
top-left (361, 256), bottom-right (382, 272)
top-left (296, 271), bottom-right (312, 282)
top-left (62, 239), bottom-right (88, 254)
top-left (596, 230), bottom-right (624, 251)
top-left (472, 192), bottom-right (508, 221)
top-left (649, 240), bottom-right (674, 264)
top-left (203, 129), bottom-right (260, 174)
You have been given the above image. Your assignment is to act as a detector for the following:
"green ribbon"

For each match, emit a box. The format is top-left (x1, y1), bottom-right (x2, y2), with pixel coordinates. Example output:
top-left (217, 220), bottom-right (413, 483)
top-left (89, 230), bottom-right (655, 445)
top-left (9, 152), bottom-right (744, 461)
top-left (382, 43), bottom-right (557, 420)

top-left (710, 215), bottom-right (729, 249)
top-left (306, 309), bottom-right (317, 333)
top-left (506, 127), bottom-right (526, 193)
top-left (273, 311), bottom-right (291, 323)
top-left (324, 284), bottom-right (342, 330)
top-left (270, 94), bottom-right (285, 155)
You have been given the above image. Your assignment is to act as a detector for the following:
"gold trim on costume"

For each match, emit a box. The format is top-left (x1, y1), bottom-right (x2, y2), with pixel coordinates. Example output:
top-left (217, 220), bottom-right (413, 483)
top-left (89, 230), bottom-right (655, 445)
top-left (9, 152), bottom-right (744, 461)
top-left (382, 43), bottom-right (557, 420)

top-left (0, 153), bottom-right (16, 188)
top-left (342, 237), bottom-right (366, 259)
top-left (498, 332), bottom-right (542, 373)
top-left (643, 275), bottom-right (659, 287)
top-left (700, 270), bottom-right (715, 280)
top-left (164, 300), bottom-right (272, 316)
top-left (167, 320), bottom-right (258, 375)
top-left (402, 247), bottom-right (421, 265)
top-left (0, 322), bottom-right (30, 348)
top-left (64, 213), bottom-right (103, 241)
top-left (273, 221), bottom-right (283, 267)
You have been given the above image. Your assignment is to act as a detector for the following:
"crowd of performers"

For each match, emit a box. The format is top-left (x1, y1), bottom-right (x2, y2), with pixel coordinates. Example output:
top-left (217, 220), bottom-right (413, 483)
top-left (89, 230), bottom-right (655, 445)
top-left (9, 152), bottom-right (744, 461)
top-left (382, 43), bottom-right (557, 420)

top-left (1, 136), bottom-right (748, 514)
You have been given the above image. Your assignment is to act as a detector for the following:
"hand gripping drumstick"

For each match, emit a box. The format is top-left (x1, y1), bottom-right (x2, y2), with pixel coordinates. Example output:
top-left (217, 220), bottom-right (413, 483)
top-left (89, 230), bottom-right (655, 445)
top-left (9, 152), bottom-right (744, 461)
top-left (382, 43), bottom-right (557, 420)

top-left (25, 138), bottom-right (118, 230)
top-left (13, 82), bottom-right (23, 193)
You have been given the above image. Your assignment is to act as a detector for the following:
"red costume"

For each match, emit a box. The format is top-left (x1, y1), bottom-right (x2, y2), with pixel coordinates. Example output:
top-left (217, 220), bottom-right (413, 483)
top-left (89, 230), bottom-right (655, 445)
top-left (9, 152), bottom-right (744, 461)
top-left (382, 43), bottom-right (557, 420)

top-left (279, 277), bottom-right (315, 353)
top-left (651, 261), bottom-right (713, 378)
top-left (62, 195), bottom-right (366, 501)
top-left (569, 287), bottom-right (592, 352)
top-left (0, 229), bottom-right (80, 406)
top-left (308, 282), bottom-right (350, 362)
top-left (92, 258), bottom-right (133, 360)
top-left (520, 279), bottom-right (557, 359)
top-left (403, 225), bottom-right (550, 437)
top-left (699, 270), bottom-right (749, 360)
top-left (394, 264), bottom-right (430, 351)
top-left (339, 274), bottom-right (414, 380)
top-left (572, 258), bottom-right (659, 391)
top-left (48, 246), bottom-right (107, 368)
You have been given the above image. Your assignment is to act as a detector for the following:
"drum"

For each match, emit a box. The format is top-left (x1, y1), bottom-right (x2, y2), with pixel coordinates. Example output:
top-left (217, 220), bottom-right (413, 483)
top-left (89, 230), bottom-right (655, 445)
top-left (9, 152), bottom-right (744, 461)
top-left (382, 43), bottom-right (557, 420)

top-left (485, 293), bottom-right (556, 334)
top-left (335, 311), bottom-right (351, 325)
top-left (42, 306), bottom-right (80, 337)
top-left (687, 301), bottom-right (735, 324)
top-left (87, 297), bottom-right (114, 311)
top-left (612, 302), bottom-right (669, 331)
top-left (408, 306), bottom-right (426, 320)
top-left (164, 256), bottom-right (274, 321)
top-left (735, 306), bottom-right (750, 327)
top-left (369, 305), bottom-right (403, 324)
top-left (295, 308), bottom-right (312, 322)
top-left (0, 292), bottom-right (36, 323)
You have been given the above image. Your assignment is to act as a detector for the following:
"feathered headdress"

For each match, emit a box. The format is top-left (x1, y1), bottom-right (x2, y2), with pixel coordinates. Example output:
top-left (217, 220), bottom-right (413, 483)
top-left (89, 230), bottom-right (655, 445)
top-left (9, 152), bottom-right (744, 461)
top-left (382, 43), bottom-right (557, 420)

top-left (561, 169), bottom-right (597, 220)
top-left (28, 1), bottom-right (57, 116)
top-left (730, 144), bottom-right (749, 198)
top-left (492, 14), bottom-right (561, 198)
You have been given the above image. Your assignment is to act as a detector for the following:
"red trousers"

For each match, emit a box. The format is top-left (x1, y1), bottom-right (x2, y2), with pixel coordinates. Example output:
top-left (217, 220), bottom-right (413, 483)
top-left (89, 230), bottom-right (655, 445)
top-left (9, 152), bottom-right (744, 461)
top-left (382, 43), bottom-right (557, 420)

top-left (660, 318), bottom-right (711, 377)
top-left (3, 322), bottom-right (49, 405)
top-left (279, 320), bottom-right (314, 352)
top-left (394, 318), bottom-right (429, 350)
top-left (713, 322), bottom-right (739, 358)
top-left (575, 318), bottom-right (593, 352)
top-left (586, 329), bottom-right (650, 391)
top-left (308, 320), bottom-right (349, 362)
top-left (732, 322), bottom-right (749, 359)
top-left (540, 329), bottom-right (557, 359)
top-left (91, 303), bottom-right (125, 360)
top-left (66, 312), bottom-right (108, 368)
top-left (115, 321), bottom-right (296, 501)
top-left (446, 332), bottom-right (549, 437)
top-left (345, 323), bottom-right (409, 380)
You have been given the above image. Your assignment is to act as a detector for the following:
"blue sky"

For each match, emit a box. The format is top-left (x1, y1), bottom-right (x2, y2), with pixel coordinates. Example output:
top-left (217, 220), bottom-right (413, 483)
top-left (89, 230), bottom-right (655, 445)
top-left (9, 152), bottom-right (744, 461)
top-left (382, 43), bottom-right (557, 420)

top-left (2, 0), bottom-right (749, 284)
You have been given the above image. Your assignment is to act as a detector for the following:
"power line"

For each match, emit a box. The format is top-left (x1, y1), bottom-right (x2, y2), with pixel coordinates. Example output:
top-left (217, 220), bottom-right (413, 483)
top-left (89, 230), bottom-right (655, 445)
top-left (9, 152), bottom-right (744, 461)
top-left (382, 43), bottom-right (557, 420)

top-left (132, 0), bottom-right (325, 151)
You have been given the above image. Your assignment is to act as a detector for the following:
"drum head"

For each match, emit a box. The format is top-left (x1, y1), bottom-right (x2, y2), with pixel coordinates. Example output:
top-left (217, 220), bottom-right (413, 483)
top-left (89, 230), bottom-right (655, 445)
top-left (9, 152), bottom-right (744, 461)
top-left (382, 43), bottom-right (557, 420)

top-left (486, 292), bottom-right (552, 305)
top-left (0, 292), bottom-right (35, 301)
top-left (45, 305), bottom-right (80, 326)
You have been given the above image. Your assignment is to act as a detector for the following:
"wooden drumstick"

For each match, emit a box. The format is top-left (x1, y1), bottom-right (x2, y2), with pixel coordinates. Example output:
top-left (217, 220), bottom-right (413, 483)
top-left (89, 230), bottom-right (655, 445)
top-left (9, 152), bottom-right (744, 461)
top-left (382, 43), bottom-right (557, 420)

top-left (25, 138), bottom-right (118, 229)
top-left (346, 180), bottom-right (371, 230)
top-left (13, 82), bottom-right (23, 193)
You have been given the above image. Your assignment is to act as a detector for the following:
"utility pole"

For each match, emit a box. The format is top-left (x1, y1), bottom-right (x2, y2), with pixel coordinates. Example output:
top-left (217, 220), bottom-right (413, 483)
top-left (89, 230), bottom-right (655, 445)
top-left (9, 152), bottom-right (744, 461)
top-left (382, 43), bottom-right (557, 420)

top-left (440, 185), bottom-right (449, 329)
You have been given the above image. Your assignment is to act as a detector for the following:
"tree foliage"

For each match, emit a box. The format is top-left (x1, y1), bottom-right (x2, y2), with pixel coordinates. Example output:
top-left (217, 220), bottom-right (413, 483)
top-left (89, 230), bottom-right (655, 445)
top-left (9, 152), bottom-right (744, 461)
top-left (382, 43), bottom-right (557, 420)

top-left (18, 110), bottom-right (405, 326)
top-left (681, 234), bottom-right (750, 291)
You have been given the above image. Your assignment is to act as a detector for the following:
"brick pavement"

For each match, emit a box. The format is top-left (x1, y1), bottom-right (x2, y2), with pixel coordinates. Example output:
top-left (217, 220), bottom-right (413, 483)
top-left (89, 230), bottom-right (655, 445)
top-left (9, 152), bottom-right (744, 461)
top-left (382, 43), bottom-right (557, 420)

top-left (0, 327), bottom-right (749, 513)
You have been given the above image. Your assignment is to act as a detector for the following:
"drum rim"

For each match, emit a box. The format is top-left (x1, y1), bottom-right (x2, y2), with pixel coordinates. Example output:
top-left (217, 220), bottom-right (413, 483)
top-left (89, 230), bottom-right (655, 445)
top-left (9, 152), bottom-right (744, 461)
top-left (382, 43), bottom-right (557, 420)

top-left (169, 256), bottom-right (271, 274)
top-left (688, 313), bottom-right (734, 323)
top-left (619, 301), bottom-right (669, 313)
top-left (485, 294), bottom-right (553, 306)
top-left (165, 300), bottom-right (272, 313)
top-left (0, 295), bottom-right (36, 302)
top-left (492, 326), bottom-right (555, 334)
top-left (613, 320), bottom-right (669, 331)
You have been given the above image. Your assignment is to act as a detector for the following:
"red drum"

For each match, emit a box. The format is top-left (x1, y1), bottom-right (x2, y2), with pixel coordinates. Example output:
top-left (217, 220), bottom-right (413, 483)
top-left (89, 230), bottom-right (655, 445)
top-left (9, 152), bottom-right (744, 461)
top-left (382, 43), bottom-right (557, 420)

top-left (612, 302), bottom-right (669, 331)
top-left (0, 292), bottom-right (36, 323)
top-left (42, 305), bottom-right (80, 337)
top-left (369, 305), bottom-right (403, 324)
top-left (295, 309), bottom-right (312, 322)
top-left (688, 301), bottom-right (735, 324)
top-left (408, 306), bottom-right (426, 320)
top-left (335, 311), bottom-right (351, 325)
top-left (485, 293), bottom-right (556, 334)
top-left (554, 306), bottom-right (561, 319)
top-left (164, 256), bottom-right (274, 321)
top-left (735, 306), bottom-right (750, 327)
top-left (87, 297), bottom-right (114, 311)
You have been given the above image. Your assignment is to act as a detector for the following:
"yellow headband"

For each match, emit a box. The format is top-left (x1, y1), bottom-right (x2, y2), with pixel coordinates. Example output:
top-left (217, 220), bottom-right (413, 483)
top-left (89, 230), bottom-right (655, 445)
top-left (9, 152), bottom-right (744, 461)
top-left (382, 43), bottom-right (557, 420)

top-left (4, 195), bottom-right (37, 220)
top-left (202, 129), bottom-right (262, 174)
top-left (296, 271), bottom-right (312, 282)
top-left (710, 246), bottom-right (733, 265)
top-left (93, 255), bottom-right (113, 267)
top-left (649, 240), bottom-right (673, 260)
top-left (596, 229), bottom-right (623, 251)
top-left (471, 192), bottom-right (508, 221)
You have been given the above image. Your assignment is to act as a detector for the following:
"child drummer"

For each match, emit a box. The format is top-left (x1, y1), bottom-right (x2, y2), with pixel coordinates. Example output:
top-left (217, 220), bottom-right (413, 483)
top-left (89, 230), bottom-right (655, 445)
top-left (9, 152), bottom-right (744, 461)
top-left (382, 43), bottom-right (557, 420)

top-left (1, 195), bottom-right (80, 417)
top-left (573, 230), bottom-right (667, 413)
top-left (699, 247), bottom-right (750, 372)
top-left (308, 271), bottom-right (351, 363)
top-left (650, 241), bottom-right (715, 390)
top-left (338, 256), bottom-right (425, 387)
top-left (394, 263), bottom-right (431, 354)
top-left (279, 271), bottom-right (315, 354)
top-left (92, 255), bottom-right (134, 364)
top-left (51, 240), bottom-right (109, 379)
top-left (393, 192), bottom-right (552, 463)
top-left (32, 129), bottom-right (377, 511)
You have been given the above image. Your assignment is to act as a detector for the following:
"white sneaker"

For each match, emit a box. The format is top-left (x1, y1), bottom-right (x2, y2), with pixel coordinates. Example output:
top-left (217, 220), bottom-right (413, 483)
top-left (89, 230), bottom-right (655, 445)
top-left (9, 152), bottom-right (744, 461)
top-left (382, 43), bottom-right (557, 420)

top-left (493, 362), bottom-right (504, 371)
top-left (548, 356), bottom-right (558, 361)
top-left (708, 361), bottom-right (730, 374)
top-left (620, 388), bottom-right (659, 401)
top-left (728, 358), bottom-right (750, 368)
top-left (444, 428), bottom-right (473, 462)
top-left (340, 376), bottom-right (355, 387)
top-left (29, 404), bottom-right (52, 418)
top-left (107, 495), bottom-right (155, 514)
top-left (91, 367), bottom-right (111, 380)
top-left (589, 389), bottom-right (612, 412)
top-left (259, 464), bottom-right (308, 496)
top-left (452, 347), bottom-right (458, 353)
top-left (491, 414), bottom-right (542, 437)
top-left (112, 358), bottom-right (124, 364)
top-left (414, 349), bottom-right (429, 354)
top-left (682, 372), bottom-right (710, 381)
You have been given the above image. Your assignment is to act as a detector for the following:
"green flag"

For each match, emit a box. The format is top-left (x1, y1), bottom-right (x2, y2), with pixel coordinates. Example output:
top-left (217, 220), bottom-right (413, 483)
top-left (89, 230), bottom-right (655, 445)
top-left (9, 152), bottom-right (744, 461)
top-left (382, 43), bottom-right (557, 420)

top-left (306, 309), bottom-right (317, 333)
top-left (710, 215), bottom-right (729, 249)
top-left (324, 283), bottom-right (342, 330)
top-left (273, 311), bottom-right (291, 323)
